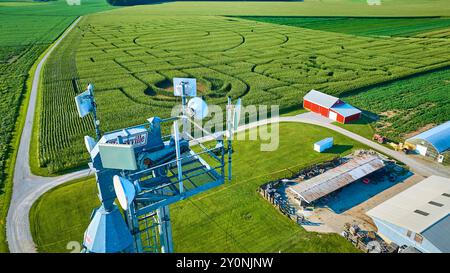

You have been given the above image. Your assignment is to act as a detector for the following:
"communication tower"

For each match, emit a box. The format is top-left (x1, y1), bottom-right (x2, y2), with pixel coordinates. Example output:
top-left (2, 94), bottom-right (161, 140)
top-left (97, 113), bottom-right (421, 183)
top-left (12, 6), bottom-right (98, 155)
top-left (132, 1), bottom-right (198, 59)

top-left (75, 78), bottom-right (241, 253)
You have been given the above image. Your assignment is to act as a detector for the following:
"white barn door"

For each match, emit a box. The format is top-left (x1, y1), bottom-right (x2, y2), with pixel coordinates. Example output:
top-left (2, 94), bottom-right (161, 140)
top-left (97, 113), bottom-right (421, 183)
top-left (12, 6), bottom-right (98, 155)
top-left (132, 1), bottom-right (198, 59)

top-left (416, 145), bottom-right (427, 156)
top-left (328, 111), bottom-right (338, 121)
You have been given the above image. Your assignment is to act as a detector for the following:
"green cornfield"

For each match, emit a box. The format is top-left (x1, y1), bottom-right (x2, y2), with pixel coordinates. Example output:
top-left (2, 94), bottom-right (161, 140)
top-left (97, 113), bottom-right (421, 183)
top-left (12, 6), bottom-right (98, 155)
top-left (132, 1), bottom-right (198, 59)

top-left (343, 68), bottom-right (450, 142)
top-left (38, 5), bottom-right (450, 173)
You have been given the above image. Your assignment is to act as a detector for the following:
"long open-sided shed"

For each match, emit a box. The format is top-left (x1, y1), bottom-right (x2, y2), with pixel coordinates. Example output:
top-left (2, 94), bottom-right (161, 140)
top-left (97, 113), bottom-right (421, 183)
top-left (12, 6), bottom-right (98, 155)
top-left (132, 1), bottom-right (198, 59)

top-left (288, 155), bottom-right (385, 204)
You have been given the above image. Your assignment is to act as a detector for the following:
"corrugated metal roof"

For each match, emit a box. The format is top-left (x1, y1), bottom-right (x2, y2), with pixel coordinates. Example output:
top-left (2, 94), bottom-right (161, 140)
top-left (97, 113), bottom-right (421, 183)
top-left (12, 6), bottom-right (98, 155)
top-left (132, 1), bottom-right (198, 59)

top-left (289, 155), bottom-right (385, 203)
top-left (330, 103), bottom-right (361, 118)
top-left (406, 121), bottom-right (450, 153)
top-left (367, 175), bottom-right (450, 234)
top-left (304, 89), bottom-right (340, 108)
top-left (422, 214), bottom-right (450, 253)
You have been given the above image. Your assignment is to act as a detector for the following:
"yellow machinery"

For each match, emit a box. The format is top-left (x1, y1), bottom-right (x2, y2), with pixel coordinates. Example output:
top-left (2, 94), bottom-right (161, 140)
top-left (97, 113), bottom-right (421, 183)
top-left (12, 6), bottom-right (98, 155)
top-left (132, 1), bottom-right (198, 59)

top-left (389, 142), bottom-right (415, 153)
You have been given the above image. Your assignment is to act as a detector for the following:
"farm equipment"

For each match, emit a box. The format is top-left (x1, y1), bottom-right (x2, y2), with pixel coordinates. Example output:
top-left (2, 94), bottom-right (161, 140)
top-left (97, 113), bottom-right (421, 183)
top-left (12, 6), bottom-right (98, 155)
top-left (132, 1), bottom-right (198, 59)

top-left (372, 134), bottom-right (387, 144)
top-left (389, 142), bottom-right (415, 154)
top-left (342, 223), bottom-right (392, 253)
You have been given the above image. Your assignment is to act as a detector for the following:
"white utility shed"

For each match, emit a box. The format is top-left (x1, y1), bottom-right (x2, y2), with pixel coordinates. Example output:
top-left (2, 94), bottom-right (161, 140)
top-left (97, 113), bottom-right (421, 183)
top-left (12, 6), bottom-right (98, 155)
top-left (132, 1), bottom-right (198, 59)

top-left (314, 137), bottom-right (333, 153)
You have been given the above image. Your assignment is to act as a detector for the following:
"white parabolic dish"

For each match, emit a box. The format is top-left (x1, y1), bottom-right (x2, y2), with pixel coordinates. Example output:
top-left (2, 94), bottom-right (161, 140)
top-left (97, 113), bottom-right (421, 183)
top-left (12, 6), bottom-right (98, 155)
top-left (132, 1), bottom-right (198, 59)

top-left (187, 97), bottom-right (209, 120)
top-left (113, 175), bottom-right (136, 210)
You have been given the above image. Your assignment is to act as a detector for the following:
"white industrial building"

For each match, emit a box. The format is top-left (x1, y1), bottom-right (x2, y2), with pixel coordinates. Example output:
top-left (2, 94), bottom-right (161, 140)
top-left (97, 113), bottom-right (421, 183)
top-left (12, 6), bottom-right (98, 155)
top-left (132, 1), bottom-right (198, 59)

top-left (367, 175), bottom-right (450, 253)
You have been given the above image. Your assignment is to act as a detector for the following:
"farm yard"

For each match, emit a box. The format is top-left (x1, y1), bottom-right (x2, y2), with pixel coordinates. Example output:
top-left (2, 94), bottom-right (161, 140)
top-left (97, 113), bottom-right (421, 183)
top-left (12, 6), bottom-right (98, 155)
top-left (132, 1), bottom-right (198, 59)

top-left (31, 123), bottom-right (365, 253)
top-left (37, 7), bottom-right (450, 174)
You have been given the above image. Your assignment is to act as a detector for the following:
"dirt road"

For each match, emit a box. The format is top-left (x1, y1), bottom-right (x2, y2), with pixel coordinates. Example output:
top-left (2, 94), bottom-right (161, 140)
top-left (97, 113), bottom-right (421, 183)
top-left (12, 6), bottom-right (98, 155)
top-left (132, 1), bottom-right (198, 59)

top-left (6, 17), bottom-right (90, 253)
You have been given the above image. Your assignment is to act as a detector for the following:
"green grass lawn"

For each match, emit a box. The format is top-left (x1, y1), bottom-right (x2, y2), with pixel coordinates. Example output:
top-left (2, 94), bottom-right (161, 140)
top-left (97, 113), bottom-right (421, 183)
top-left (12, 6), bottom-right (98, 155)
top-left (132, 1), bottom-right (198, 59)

top-left (30, 177), bottom-right (100, 253)
top-left (239, 16), bottom-right (450, 37)
top-left (30, 122), bottom-right (367, 253)
top-left (280, 107), bottom-right (308, 117)
top-left (333, 115), bottom-right (375, 140)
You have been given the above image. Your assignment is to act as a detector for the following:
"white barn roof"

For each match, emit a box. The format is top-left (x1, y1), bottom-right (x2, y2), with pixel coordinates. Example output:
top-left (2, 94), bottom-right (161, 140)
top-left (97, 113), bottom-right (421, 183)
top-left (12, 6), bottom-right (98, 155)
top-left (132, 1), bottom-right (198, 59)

top-left (289, 155), bottom-right (385, 203)
top-left (406, 121), bottom-right (450, 153)
top-left (367, 175), bottom-right (450, 234)
top-left (304, 89), bottom-right (340, 108)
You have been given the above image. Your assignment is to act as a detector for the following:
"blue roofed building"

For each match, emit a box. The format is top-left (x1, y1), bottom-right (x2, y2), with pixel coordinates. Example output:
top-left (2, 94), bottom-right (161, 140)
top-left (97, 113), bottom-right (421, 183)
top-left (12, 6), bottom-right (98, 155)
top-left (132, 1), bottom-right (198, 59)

top-left (405, 121), bottom-right (450, 164)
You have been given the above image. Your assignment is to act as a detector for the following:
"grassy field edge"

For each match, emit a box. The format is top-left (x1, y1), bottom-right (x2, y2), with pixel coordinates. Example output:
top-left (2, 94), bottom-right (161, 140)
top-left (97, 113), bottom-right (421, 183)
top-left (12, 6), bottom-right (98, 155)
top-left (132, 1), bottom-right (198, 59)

top-left (0, 40), bottom-right (46, 253)
top-left (0, 16), bottom-right (83, 253)
top-left (29, 175), bottom-right (94, 253)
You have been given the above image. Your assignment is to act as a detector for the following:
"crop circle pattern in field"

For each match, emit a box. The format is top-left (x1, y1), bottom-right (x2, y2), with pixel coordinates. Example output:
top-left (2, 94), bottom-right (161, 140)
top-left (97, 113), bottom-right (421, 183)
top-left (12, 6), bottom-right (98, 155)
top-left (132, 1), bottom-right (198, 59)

top-left (39, 14), bottom-right (450, 172)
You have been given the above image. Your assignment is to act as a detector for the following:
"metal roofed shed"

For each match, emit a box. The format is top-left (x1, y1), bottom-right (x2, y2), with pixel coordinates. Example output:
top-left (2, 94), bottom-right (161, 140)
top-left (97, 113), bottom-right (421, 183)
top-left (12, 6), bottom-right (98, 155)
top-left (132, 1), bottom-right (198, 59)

top-left (314, 137), bottom-right (333, 153)
top-left (288, 155), bottom-right (385, 204)
top-left (405, 121), bottom-right (450, 164)
top-left (303, 89), bottom-right (340, 108)
top-left (367, 175), bottom-right (450, 253)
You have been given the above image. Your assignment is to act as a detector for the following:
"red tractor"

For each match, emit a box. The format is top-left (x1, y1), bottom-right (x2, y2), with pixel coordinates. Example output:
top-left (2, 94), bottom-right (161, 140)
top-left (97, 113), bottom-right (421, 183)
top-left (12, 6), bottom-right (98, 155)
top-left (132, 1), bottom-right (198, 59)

top-left (372, 134), bottom-right (386, 144)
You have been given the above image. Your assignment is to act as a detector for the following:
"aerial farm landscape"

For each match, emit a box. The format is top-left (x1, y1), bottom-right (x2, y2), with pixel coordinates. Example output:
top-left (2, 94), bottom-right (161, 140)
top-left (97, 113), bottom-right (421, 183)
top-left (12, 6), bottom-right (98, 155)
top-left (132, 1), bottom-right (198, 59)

top-left (0, 0), bottom-right (449, 258)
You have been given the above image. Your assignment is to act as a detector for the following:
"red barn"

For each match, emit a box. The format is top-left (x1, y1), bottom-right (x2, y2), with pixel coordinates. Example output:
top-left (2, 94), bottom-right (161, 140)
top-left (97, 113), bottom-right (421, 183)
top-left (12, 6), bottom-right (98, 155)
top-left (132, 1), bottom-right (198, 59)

top-left (303, 90), bottom-right (361, 124)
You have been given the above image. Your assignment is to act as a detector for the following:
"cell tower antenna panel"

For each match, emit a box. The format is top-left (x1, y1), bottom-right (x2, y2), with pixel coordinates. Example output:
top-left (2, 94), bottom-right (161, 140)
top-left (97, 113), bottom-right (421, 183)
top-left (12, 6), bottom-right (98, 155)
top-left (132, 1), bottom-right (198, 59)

top-left (173, 78), bottom-right (196, 97)
top-left (75, 89), bottom-right (93, 118)
top-left (174, 78), bottom-right (196, 136)
top-left (74, 83), bottom-right (101, 140)
top-left (98, 143), bottom-right (138, 170)
top-left (84, 135), bottom-right (96, 154)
